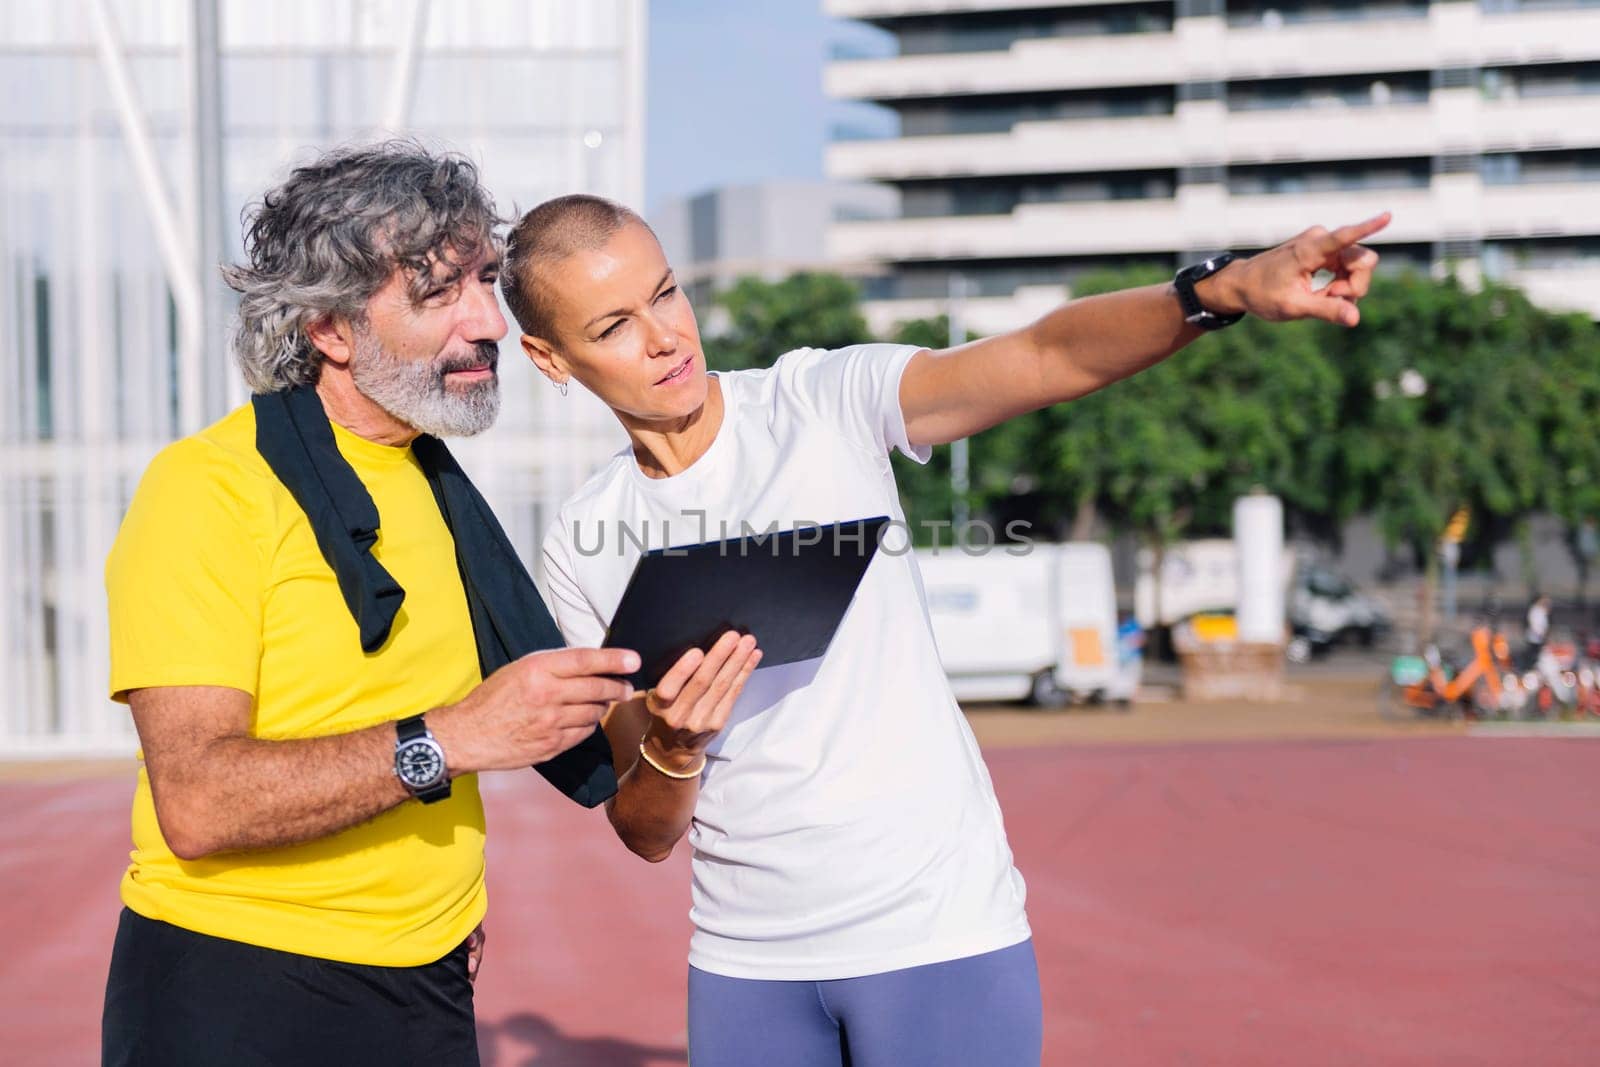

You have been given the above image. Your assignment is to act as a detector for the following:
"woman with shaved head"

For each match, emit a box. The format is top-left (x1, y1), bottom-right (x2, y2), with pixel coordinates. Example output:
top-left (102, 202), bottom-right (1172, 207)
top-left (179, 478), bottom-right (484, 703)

top-left (504, 193), bottom-right (1388, 1066)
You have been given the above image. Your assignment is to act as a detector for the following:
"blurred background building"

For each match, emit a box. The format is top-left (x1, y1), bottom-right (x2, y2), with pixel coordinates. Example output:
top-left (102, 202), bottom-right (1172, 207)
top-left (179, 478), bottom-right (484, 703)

top-left (0, 0), bottom-right (644, 754)
top-left (653, 179), bottom-right (897, 310)
top-left (822, 0), bottom-right (1600, 335)
top-left (7, 0), bottom-right (1599, 755)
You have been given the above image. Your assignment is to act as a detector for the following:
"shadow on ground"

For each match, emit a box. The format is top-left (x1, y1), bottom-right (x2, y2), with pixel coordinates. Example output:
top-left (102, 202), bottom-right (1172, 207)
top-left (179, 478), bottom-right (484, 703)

top-left (479, 1011), bottom-right (685, 1067)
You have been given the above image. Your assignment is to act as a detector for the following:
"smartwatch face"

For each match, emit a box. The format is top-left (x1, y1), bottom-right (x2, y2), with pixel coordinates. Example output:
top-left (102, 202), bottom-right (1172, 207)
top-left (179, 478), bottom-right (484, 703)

top-left (398, 740), bottom-right (444, 788)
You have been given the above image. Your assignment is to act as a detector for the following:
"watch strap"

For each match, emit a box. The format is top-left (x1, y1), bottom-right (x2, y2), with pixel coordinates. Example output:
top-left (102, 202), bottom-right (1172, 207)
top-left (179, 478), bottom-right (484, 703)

top-left (412, 779), bottom-right (451, 804)
top-left (395, 714), bottom-right (451, 803)
top-left (1175, 253), bottom-right (1245, 331)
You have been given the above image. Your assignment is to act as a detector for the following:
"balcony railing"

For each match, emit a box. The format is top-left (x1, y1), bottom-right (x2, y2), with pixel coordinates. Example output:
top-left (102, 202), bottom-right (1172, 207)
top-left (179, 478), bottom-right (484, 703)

top-left (828, 182), bottom-right (1600, 262)
top-left (825, 94), bottom-right (1600, 182)
top-left (826, 8), bottom-right (1600, 100)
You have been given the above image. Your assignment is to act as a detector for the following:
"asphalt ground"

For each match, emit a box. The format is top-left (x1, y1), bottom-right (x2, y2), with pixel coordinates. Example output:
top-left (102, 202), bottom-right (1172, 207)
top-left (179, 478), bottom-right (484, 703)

top-left (3, 668), bottom-right (1596, 1065)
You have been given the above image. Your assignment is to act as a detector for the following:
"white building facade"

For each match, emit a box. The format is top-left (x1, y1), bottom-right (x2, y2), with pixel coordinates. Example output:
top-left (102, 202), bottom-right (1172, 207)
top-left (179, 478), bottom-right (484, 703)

top-left (0, 0), bottom-right (644, 755)
top-left (823, 0), bottom-right (1600, 334)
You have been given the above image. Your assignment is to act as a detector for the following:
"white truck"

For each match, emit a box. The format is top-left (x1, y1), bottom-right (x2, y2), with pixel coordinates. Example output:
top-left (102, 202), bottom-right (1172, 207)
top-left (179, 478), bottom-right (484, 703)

top-left (916, 542), bottom-right (1128, 707)
top-left (1133, 539), bottom-right (1387, 659)
top-left (1133, 538), bottom-right (1279, 630)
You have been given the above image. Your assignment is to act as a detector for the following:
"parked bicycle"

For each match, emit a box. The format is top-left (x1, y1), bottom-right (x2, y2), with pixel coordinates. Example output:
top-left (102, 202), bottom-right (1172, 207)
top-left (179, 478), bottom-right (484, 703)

top-left (1524, 632), bottom-right (1600, 719)
top-left (1379, 623), bottom-right (1517, 721)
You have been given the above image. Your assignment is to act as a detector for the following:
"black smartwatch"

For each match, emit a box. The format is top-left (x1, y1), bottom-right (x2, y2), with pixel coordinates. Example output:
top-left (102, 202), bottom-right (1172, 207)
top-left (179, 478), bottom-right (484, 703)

top-left (394, 715), bottom-right (451, 804)
top-left (1174, 253), bottom-right (1245, 331)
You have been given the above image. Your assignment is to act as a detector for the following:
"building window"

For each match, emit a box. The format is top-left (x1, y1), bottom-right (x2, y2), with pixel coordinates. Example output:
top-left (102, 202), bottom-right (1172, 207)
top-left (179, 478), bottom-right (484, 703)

top-left (1480, 153), bottom-right (1520, 184)
top-left (1228, 71), bottom-right (1430, 111)
top-left (1481, 62), bottom-right (1600, 100)
top-left (889, 4), bottom-right (1174, 56)
top-left (897, 87), bottom-right (1175, 138)
top-left (1226, 0), bottom-right (1429, 25)
top-left (1228, 159), bottom-right (1432, 195)
top-left (1480, 0), bottom-right (1600, 13)
top-left (1484, 237), bottom-right (1600, 270)
top-left (1481, 149), bottom-right (1600, 185)
top-left (885, 256), bottom-right (1170, 300)
top-left (900, 172), bottom-right (1177, 218)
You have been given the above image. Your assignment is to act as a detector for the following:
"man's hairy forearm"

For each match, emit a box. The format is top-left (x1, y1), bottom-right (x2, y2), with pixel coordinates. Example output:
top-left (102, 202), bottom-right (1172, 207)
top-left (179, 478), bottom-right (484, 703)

top-left (134, 648), bottom-right (635, 862)
top-left (149, 723), bottom-right (411, 860)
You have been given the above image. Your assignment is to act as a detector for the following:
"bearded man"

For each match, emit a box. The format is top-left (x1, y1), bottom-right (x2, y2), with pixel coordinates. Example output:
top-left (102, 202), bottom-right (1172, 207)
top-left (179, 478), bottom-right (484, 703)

top-left (99, 141), bottom-right (644, 1066)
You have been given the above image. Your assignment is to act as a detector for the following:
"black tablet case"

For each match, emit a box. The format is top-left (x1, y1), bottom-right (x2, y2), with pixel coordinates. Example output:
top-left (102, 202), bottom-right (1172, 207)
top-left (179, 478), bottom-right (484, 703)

top-left (602, 516), bottom-right (889, 690)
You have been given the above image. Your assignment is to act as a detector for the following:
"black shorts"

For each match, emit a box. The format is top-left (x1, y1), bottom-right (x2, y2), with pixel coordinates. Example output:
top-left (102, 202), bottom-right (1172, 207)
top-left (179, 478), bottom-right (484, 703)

top-left (102, 908), bottom-right (478, 1067)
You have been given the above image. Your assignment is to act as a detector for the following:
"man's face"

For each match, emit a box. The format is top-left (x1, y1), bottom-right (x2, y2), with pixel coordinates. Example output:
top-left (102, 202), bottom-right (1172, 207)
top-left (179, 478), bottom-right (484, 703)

top-left (350, 241), bottom-right (509, 437)
top-left (535, 221), bottom-right (706, 425)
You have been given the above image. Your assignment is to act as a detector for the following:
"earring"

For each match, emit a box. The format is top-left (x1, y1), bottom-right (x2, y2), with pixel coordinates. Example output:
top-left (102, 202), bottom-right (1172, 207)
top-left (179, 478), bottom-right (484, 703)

top-left (555, 379), bottom-right (569, 397)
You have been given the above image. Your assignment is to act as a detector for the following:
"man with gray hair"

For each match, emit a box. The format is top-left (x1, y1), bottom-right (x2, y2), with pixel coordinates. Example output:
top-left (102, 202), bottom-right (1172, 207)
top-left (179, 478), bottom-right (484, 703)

top-left (98, 140), bottom-right (754, 1065)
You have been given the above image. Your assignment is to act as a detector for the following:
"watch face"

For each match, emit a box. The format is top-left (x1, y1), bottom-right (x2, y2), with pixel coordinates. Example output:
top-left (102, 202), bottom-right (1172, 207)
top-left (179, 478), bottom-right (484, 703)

top-left (398, 740), bottom-right (444, 789)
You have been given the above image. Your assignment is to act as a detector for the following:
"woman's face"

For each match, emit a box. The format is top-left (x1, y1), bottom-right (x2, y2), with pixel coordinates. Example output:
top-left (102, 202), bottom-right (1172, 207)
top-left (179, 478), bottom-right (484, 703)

top-left (529, 221), bottom-right (707, 426)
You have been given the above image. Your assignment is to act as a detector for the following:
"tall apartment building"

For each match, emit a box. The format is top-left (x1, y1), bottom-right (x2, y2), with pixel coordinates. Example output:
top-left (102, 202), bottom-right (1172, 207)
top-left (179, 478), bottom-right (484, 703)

top-left (823, 0), bottom-right (1600, 335)
top-left (0, 0), bottom-right (644, 754)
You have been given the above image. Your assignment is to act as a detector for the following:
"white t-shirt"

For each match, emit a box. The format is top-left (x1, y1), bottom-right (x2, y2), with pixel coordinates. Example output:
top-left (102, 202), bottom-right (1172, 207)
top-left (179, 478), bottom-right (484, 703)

top-left (1527, 603), bottom-right (1550, 644)
top-left (539, 343), bottom-right (1031, 981)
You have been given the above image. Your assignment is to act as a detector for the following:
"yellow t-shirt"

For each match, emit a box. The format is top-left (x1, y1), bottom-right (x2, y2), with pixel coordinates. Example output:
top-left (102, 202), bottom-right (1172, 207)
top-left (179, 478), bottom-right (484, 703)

top-left (106, 403), bottom-right (487, 966)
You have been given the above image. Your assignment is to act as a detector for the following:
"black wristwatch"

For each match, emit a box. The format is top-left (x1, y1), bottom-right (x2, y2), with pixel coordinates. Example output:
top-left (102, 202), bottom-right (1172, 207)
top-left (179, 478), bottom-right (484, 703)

top-left (394, 715), bottom-right (451, 804)
top-left (1174, 253), bottom-right (1245, 331)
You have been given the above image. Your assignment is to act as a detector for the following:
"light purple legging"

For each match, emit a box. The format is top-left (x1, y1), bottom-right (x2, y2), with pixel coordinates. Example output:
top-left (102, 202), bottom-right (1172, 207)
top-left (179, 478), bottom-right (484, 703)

top-left (687, 939), bottom-right (1042, 1067)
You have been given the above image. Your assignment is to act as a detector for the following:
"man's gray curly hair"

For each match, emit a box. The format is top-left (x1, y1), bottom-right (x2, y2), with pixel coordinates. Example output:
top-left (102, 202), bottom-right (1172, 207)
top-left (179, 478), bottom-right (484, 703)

top-left (222, 140), bottom-right (504, 394)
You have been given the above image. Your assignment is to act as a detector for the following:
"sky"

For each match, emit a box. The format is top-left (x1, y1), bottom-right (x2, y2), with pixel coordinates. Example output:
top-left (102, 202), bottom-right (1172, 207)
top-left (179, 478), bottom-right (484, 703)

top-left (645, 0), bottom-right (880, 214)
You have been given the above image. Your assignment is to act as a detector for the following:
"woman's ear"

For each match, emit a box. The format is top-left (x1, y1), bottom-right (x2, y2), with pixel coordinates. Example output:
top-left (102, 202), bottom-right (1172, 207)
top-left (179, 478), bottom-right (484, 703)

top-left (520, 333), bottom-right (569, 387)
top-left (306, 315), bottom-right (355, 369)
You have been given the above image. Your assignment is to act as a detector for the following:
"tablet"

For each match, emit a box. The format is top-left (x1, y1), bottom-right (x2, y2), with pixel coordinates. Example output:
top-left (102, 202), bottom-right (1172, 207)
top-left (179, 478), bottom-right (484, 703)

top-left (602, 516), bottom-right (890, 690)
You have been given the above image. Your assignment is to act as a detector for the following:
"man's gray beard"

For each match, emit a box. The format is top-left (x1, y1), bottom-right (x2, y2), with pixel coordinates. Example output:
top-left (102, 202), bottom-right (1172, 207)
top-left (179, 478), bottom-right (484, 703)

top-left (348, 330), bottom-right (500, 438)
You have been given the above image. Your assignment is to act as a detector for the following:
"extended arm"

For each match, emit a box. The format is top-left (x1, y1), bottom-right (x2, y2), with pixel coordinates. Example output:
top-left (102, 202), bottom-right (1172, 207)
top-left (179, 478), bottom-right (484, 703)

top-left (899, 214), bottom-right (1389, 447)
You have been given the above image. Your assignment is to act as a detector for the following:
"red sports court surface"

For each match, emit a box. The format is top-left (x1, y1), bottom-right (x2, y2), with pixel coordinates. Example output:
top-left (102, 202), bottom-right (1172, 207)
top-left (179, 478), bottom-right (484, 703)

top-left (2, 737), bottom-right (1595, 1065)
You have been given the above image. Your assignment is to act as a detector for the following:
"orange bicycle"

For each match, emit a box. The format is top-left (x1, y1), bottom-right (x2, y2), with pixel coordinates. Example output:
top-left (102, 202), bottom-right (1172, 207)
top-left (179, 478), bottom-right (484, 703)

top-left (1380, 623), bottom-right (1516, 721)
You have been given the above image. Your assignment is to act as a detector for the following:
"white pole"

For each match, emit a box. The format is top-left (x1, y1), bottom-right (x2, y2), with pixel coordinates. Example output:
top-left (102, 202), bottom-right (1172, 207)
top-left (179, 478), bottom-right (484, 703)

top-left (1235, 492), bottom-right (1286, 644)
top-left (67, 100), bottom-right (104, 741)
top-left (87, 0), bottom-right (205, 434)
top-left (189, 0), bottom-right (230, 418)
top-left (0, 195), bottom-right (16, 727)
top-left (381, 0), bottom-right (431, 132)
top-left (621, 0), bottom-right (647, 207)
top-left (948, 273), bottom-right (970, 536)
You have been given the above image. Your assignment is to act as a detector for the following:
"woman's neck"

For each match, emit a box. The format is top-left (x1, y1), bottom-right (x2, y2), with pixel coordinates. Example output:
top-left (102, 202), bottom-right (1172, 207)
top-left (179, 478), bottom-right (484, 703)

top-left (623, 377), bottom-right (725, 479)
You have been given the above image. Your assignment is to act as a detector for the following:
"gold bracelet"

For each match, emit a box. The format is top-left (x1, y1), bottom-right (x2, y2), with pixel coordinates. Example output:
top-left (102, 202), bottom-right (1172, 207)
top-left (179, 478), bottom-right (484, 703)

top-left (637, 739), bottom-right (706, 780)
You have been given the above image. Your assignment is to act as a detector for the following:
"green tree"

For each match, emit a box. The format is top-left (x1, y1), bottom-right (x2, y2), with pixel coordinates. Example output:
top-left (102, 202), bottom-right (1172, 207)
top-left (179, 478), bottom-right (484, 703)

top-left (1061, 269), bottom-right (1342, 541)
top-left (885, 316), bottom-right (955, 541)
top-left (885, 314), bottom-right (1014, 544)
top-left (1315, 272), bottom-right (1574, 631)
top-left (690, 264), bottom-right (1600, 622)
top-left (972, 267), bottom-right (1348, 630)
top-left (882, 314), bottom-right (1045, 546)
top-left (703, 273), bottom-right (868, 371)
top-left (1539, 312), bottom-right (1600, 605)
top-left (1036, 266), bottom-right (1208, 547)
top-left (892, 268), bottom-right (1190, 545)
